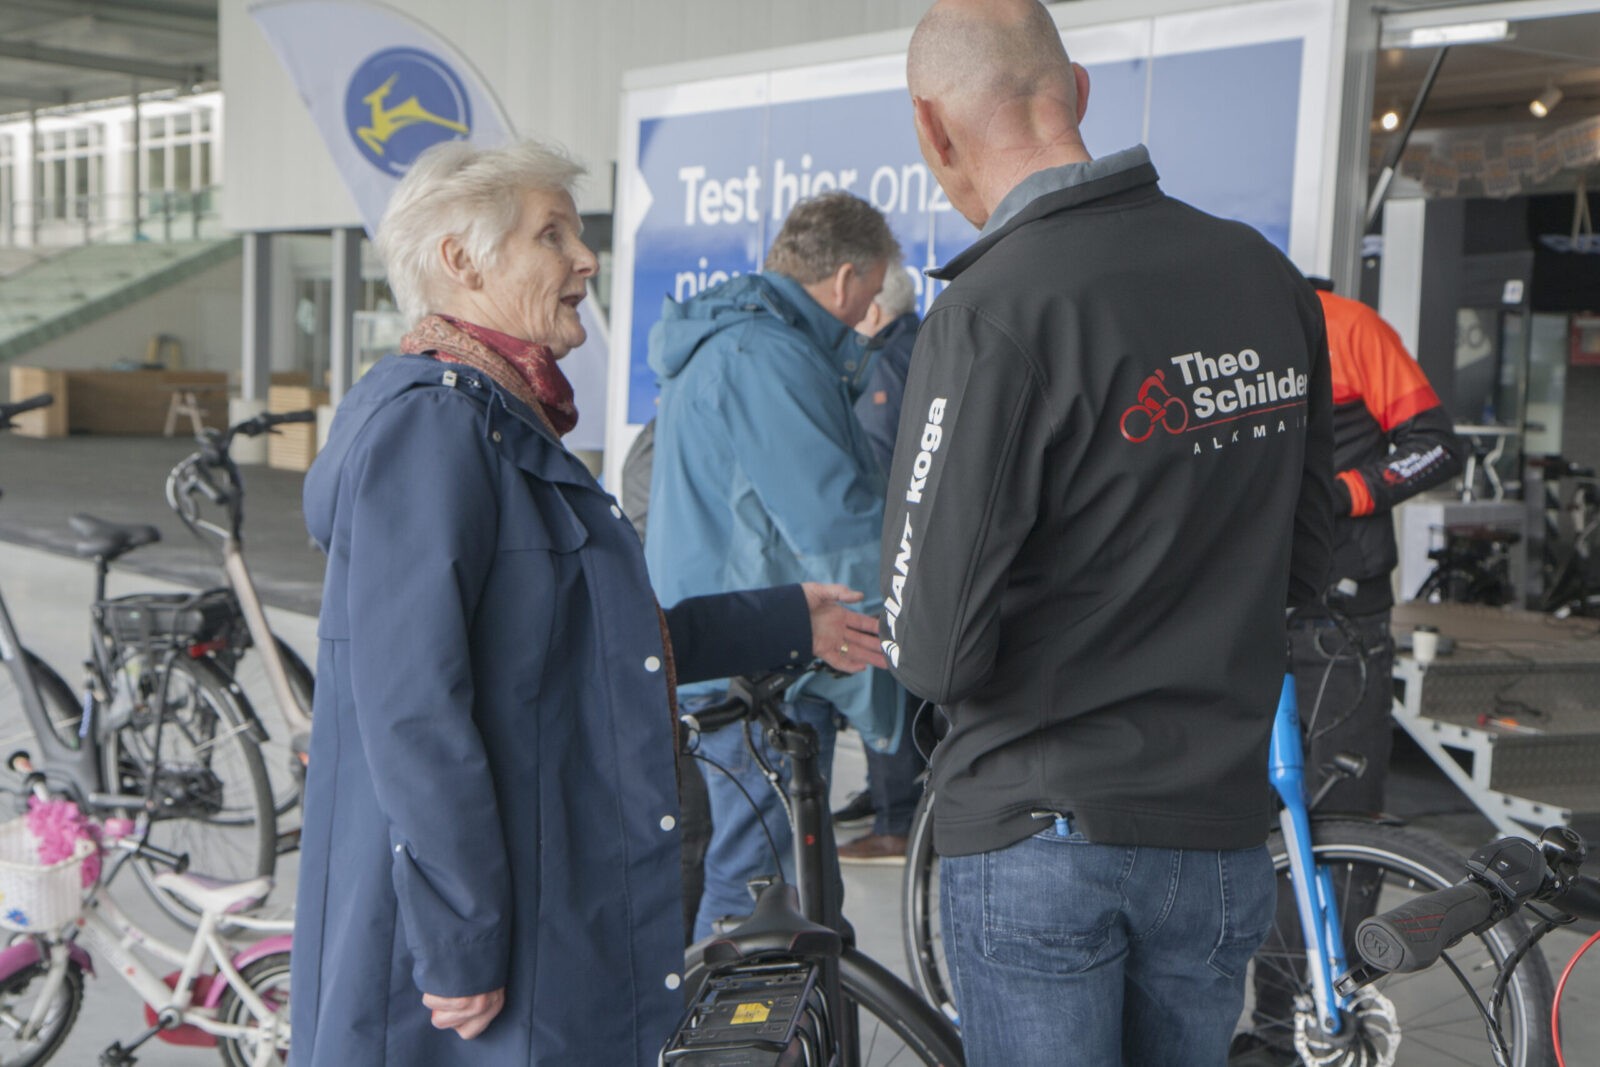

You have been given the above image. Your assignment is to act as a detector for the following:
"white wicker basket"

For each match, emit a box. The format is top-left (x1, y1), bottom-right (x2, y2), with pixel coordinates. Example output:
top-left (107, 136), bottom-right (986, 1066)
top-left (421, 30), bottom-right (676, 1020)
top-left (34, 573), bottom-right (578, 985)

top-left (0, 817), bottom-right (94, 932)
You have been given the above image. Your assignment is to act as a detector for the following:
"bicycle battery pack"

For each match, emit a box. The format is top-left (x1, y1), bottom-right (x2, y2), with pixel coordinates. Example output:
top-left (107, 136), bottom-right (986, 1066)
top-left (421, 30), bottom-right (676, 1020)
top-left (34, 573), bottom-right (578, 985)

top-left (660, 960), bottom-right (823, 1066)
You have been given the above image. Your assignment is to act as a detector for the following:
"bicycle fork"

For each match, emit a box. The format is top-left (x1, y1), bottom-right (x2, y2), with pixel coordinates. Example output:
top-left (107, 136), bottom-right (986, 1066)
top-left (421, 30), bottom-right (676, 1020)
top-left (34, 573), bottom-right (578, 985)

top-left (1267, 672), bottom-right (1351, 1037)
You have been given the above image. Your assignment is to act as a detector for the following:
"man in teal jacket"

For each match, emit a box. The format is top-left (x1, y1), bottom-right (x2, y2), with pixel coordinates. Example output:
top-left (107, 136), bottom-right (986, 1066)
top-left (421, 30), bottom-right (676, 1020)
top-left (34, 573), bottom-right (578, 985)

top-left (647, 191), bottom-right (903, 938)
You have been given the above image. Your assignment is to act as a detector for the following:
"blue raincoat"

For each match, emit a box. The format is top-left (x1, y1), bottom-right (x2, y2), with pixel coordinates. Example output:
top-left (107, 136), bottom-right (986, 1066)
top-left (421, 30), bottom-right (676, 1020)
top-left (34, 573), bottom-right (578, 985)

top-left (291, 354), bottom-right (812, 1066)
top-left (645, 274), bottom-right (900, 749)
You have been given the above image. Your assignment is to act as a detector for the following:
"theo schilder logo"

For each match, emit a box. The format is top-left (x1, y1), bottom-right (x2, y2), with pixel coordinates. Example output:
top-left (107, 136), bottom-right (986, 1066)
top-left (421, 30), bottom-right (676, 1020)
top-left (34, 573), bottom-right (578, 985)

top-left (1123, 347), bottom-right (1308, 455)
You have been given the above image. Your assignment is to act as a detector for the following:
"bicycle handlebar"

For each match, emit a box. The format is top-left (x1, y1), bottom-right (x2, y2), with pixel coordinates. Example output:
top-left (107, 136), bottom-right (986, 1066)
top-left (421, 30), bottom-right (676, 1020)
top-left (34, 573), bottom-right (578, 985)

top-left (1354, 828), bottom-right (1600, 978)
top-left (678, 667), bottom-right (835, 744)
top-left (0, 392), bottom-right (53, 428)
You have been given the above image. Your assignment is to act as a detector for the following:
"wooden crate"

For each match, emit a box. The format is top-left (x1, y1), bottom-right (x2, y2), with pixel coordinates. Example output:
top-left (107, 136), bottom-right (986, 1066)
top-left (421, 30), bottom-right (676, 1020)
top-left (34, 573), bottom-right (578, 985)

top-left (7, 367), bottom-right (68, 438)
top-left (267, 385), bottom-right (328, 472)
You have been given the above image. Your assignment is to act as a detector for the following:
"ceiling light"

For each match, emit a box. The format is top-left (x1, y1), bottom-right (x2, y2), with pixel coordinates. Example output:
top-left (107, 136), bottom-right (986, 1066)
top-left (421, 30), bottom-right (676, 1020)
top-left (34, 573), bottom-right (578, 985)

top-left (1530, 84), bottom-right (1564, 119)
top-left (1380, 108), bottom-right (1401, 132)
top-left (1405, 20), bottom-right (1510, 47)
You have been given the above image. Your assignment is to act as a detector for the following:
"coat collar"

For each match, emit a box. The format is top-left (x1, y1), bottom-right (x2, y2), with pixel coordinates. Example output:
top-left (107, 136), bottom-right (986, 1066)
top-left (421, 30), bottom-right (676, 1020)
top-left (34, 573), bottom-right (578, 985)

top-left (931, 151), bottom-right (1162, 282)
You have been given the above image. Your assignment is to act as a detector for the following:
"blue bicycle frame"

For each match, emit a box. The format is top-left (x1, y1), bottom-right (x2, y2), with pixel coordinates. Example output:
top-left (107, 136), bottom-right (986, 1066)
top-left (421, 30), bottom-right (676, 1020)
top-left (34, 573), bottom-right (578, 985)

top-left (1267, 671), bottom-right (1350, 1037)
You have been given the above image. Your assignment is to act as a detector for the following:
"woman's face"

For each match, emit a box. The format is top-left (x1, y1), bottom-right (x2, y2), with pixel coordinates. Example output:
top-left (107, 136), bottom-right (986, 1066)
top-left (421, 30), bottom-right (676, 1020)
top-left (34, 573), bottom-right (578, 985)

top-left (476, 186), bottom-right (598, 358)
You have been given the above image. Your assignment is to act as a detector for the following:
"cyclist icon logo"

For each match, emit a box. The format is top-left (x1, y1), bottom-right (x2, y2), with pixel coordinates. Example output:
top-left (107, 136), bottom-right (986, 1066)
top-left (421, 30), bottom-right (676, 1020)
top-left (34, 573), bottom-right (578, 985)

top-left (1119, 368), bottom-right (1190, 442)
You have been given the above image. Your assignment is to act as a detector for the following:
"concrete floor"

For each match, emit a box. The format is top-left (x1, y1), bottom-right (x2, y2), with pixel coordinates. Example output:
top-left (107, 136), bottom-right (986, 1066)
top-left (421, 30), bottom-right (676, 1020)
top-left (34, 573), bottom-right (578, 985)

top-left (2, 435), bottom-right (1598, 1064)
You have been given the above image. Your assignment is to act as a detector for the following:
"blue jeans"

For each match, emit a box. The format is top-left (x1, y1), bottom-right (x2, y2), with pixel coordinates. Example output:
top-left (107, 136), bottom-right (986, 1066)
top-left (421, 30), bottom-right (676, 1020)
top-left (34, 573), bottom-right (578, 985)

top-left (691, 696), bottom-right (838, 941)
top-left (940, 828), bottom-right (1275, 1066)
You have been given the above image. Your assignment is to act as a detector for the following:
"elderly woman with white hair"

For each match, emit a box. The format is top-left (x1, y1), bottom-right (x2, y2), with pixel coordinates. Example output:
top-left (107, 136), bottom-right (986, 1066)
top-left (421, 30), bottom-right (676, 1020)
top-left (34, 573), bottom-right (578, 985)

top-left (290, 139), bottom-right (886, 1066)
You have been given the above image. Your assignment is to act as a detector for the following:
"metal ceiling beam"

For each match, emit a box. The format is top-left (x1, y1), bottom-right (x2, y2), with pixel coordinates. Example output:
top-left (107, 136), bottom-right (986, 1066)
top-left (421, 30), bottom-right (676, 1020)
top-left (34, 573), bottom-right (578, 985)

top-left (0, 0), bottom-right (216, 35)
top-left (0, 40), bottom-right (208, 83)
top-left (0, 82), bottom-right (70, 106)
top-left (0, 0), bottom-right (213, 22)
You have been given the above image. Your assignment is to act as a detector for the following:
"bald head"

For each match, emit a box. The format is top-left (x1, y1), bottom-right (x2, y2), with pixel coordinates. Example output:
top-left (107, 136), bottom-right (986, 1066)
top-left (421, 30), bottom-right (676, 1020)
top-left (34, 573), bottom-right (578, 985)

top-left (907, 0), bottom-right (1078, 120)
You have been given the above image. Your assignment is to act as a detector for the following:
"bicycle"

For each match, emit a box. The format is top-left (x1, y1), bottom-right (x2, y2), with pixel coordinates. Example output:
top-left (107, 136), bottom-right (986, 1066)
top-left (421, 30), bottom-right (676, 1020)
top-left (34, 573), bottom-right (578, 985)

top-left (0, 394), bottom-right (278, 928)
top-left (901, 661), bottom-right (1554, 1065)
top-left (0, 780), bottom-right (292, 1066)
top-left (160, 413), bottom-right (318, 827)
top-left (1346, 825), bottom-right (1600, 1067)
top-left (663, 669), bottom-right (964, 1066)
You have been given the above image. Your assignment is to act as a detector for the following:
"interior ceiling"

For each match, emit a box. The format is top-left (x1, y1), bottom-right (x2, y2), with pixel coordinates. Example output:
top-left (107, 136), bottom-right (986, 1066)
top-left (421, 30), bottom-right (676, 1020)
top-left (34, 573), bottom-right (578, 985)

top-left (1373, 12), bottom-right (1600, 132)
top-left (0, 0), bottom-right (217, 119)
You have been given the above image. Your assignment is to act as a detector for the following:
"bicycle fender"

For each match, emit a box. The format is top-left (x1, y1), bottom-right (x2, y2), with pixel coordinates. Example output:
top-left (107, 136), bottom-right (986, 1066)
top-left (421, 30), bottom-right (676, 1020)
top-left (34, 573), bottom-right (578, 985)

top-left (0, 938), bottom-right (94, 981)
top-left (201, 934), bottom-right (292, 1008)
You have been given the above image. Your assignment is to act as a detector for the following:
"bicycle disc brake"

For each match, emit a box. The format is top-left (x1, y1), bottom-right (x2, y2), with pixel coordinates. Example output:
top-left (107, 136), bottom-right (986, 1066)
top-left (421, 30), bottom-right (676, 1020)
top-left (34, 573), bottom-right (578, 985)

top-left (1293, 990), bottom-right (1399, 1067)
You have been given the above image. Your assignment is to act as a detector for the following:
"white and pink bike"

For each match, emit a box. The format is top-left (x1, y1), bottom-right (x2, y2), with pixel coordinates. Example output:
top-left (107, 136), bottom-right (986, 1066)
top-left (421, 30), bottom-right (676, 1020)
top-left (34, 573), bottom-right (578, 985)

top-left (0, 787), bottom-right (291, 1066)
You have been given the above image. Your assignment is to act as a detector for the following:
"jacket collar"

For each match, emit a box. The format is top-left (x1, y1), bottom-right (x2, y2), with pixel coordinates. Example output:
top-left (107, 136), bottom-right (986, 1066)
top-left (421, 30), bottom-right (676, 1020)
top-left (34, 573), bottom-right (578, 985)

top-left (760, 273), bottom-right (864, 381)
top-left (931, 147), bottom-right (1161, 281)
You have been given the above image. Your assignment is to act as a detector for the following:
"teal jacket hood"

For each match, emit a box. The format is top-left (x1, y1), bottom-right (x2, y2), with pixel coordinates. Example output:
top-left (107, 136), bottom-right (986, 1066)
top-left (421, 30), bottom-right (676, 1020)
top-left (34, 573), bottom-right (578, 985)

top-left (648, 273), bottom-right (872, 396)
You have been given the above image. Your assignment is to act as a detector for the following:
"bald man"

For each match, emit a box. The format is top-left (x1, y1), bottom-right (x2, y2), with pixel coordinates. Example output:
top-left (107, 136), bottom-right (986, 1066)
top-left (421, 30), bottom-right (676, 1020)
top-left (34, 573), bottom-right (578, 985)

top-left (878, 3), bottom-right (1334, 1064)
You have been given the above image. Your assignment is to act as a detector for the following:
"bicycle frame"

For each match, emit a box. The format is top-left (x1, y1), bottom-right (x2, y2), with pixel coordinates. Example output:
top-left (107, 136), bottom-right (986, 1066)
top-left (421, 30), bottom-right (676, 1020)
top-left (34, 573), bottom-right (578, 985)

top-left (4, 875), bottom-right (291, 1050)
top-left (0, 581), bottom-right (103, 799)
top-left (1267, 670), bottom-right (1352, 1037)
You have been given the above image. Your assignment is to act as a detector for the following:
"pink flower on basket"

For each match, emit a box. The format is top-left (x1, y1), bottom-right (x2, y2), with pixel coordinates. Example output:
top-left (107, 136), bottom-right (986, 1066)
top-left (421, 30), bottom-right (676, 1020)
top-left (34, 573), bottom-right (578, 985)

top-left (25, 798), bottom-right (101, 888)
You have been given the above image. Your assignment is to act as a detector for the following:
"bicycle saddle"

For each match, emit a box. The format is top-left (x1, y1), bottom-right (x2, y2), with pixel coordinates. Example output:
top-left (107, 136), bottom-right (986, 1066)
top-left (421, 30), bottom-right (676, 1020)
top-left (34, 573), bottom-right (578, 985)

top-left (68, 514), bottom-right (161, 560)
top-left (701, 882), bottom-right (842, 966)
top-left (151, 871), bottom-right (273, 916)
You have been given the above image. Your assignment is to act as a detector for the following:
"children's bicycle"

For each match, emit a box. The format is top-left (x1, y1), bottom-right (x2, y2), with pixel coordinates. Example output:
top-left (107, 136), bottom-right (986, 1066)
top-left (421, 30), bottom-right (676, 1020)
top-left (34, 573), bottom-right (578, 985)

top-left (0, 783), bottom-right (291, 1066)
top-left (663, 669), bottom-right (963, 1066)
top-left (901, 658), bottom-right (1555, 1065)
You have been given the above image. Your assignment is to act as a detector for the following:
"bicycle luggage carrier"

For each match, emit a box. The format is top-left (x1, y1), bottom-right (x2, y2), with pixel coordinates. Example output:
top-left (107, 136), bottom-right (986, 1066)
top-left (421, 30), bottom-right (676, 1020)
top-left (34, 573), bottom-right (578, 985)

top-left (95, 588), bottom-right (249, 653)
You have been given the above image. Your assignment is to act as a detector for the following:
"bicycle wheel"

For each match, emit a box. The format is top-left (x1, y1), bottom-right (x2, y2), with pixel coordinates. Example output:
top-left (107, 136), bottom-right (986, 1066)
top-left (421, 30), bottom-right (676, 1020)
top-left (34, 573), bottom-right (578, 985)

top-left (1236, 819), bottom-right (1555, 1067)
top-left (225, 635), bottom-right (314, 819)
top-left (0, 649), bottom-right (81, 784)
top-left (102, 654), bottom-right (276, 926)
top-left (0, 958), bottom-right (84, 1066)
top-left (837, 946), bottom-right (965, 1066)
top-left (216, 951), bottom-right (291, 1067)
top-left (902, 787), bottom-right (957, 1023)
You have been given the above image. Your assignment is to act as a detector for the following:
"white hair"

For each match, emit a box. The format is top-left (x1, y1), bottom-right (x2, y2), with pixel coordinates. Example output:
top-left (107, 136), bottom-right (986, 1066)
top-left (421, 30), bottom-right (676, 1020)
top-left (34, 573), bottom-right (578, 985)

top-left (876, 264), bottom-right (917, 318)
top-left (376, 139), bottom-right (586, 325)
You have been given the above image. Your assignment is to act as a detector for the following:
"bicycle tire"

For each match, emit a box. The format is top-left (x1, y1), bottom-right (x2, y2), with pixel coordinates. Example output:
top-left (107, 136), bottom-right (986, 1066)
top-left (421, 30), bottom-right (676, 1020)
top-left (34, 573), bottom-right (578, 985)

top-left (0, 959), bottom-right (84, 1066)
top-left (837, 946), bottom-right (965, 1066)
top-left (216, 951), bottom-right (291, 1067)
top-left (683, 943), bottom-right (964, 1066)
top-left (0, 648), bottom-right (81, 783)
top-left (1243, 818), bottom-right (1554, 1066)
top-left (903, 801), bottom-right (1555, 1066)
top-left (102, 654), bottom-right (276, 927)
top-left (228, 634), bottom-right (314, 819)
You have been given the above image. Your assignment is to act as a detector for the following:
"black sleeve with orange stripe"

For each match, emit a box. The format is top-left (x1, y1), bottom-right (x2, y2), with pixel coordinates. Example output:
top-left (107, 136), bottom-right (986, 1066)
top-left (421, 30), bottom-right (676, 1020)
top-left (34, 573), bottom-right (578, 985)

top-left (1331, 298), bottom-right (1468, 517)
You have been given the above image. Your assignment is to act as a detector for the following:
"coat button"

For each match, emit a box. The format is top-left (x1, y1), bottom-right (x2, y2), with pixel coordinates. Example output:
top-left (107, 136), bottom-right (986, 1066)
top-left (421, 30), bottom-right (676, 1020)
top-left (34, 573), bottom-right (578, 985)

top-left (644, 656), bottom-right (661, 673)
top-left (491, 430), bottom-right (502, 442)
top-left (789, 650), bottom-right (800, 660)
top-left (664, 973), bottom-right (682, 990)
top-left (394, 844), bottom-right (403, 853)
top-left (660, 815), bottom-right (676, 832)
top-left (610, 504), bottom-right (624, 519)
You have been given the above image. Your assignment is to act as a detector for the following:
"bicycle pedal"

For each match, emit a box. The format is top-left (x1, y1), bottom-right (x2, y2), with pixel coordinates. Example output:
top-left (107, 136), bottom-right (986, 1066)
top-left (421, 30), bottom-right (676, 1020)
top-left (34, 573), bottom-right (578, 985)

top-left (99, 1044), bottom-right (138, 1067)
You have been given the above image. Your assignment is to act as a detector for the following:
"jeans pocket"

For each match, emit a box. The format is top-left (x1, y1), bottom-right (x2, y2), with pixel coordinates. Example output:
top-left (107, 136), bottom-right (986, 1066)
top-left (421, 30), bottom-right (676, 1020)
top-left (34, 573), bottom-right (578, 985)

top-left (981, 837), bottom-right (1120, 975)
top-left (1208, 845), bottom-right (1276, 978)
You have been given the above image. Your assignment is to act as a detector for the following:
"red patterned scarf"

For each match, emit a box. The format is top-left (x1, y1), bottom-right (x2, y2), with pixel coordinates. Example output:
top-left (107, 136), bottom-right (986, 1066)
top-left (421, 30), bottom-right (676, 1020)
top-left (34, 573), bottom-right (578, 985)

top-left (400, 314), bottom-right (579, 437)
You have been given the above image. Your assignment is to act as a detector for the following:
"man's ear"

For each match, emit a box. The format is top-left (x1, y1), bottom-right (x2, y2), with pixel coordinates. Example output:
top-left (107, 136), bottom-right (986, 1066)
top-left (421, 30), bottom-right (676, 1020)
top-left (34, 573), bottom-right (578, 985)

top-left (912, 96), bottom-right (954, 166)
top-left (1072, 63), bottom-right (1091, 124)
top-left (830, 261), bottom-right (856, 314)
top-left (438, 235), bottom-right (482, 290)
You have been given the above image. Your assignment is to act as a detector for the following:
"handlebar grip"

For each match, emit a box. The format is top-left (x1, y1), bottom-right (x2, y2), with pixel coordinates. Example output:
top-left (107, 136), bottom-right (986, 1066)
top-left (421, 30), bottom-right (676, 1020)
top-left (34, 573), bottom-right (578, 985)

top-left (682, 696), bottom-right (750, 736)
top-left (1355, 880), bottom-right (1498, 974)
top-left (8, 392), bottom-right (54, 416)
top-left (130, 839), bottom-right (190, 874)
top-left (268, 409), bottom-right (316, 425)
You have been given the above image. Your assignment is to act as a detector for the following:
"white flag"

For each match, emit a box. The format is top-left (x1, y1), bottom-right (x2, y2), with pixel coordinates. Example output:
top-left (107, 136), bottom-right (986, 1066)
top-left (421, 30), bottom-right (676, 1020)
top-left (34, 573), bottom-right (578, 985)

top-left (248, 0), bottom-right (609, 450)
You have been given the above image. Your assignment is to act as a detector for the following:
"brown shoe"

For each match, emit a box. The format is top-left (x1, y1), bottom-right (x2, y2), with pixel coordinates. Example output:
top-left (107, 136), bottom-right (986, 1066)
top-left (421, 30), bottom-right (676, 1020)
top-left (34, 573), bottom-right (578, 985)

top-left (837, 832), bottom-right (908, 865)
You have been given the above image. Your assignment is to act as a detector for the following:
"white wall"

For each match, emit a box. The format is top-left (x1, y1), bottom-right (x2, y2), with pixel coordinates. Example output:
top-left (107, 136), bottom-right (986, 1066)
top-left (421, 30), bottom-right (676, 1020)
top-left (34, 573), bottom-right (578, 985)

top-left (221, 0), bottom-right (975, 226)
top-left (19, 254), bottom-right (250, 376)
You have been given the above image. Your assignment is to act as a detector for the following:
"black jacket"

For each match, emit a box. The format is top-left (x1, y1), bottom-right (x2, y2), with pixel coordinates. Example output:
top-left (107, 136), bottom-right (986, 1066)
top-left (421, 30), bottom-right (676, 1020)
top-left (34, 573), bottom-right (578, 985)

top-left (878, 159), bottom-right (1334, 856)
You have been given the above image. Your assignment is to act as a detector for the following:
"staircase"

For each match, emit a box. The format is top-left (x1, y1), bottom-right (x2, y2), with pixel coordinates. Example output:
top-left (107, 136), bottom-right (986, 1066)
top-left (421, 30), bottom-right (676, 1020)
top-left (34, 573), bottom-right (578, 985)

top-left (0, 239), bottom-right (241, 364)
top-left (1390, 601), bottom-right (1600, 842)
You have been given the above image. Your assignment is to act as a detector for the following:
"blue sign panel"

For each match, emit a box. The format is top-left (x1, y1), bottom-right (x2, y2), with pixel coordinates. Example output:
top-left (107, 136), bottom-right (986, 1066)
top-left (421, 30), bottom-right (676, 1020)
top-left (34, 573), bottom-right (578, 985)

top-left (626, 45), bottom-right (1299, 424)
